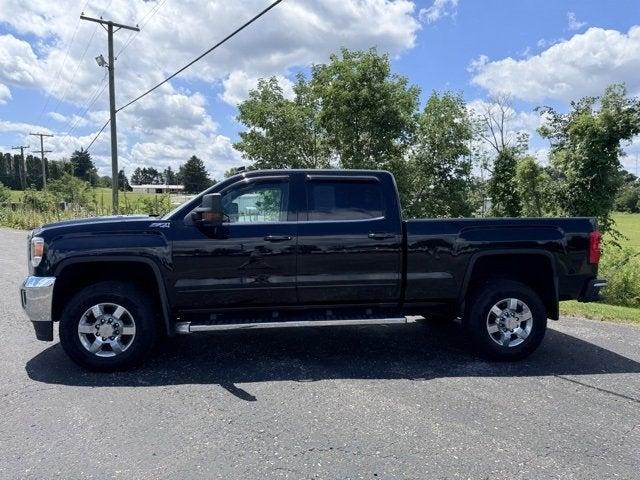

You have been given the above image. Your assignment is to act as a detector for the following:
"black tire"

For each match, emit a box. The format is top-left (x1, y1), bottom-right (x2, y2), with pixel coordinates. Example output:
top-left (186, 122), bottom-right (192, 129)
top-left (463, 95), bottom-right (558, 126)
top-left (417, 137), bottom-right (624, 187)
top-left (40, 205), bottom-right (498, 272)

top-left (59, 281), bottom-right (159, 371)
top-left (465, 279), bottom-right (547, 361)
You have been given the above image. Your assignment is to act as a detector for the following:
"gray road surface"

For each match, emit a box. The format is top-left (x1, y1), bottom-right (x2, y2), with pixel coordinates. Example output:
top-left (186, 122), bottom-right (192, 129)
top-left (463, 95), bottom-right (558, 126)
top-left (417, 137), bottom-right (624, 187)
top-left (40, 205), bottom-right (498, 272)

top-left (0, 227), bottom-right (639, 479)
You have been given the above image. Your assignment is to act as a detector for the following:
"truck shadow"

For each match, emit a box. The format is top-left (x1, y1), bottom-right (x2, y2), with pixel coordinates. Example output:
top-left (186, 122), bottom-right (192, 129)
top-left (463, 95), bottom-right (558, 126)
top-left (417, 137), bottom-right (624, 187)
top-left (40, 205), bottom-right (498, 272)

top-left (26, 321), bottom-right (640, 401)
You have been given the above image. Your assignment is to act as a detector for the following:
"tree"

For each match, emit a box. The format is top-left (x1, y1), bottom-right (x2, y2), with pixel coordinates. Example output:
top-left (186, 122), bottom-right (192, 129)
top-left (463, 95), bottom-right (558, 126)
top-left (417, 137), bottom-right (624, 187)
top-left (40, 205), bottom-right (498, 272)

top-left (473, 95), bottom-right (528, 216)
top-left (515, 156), bottom-right (555, 217)
top-left (96, 175), bottom-right (112, 188)
top-left (118, 170), bottom-right (132, 191)
top-left (162, 166), bottom-right (177, 185)
top-left (235, 75), bottom-right (330, 169)
top-left (405, 91), bottom-right (474, 218)
top-left (131, 167), bottom-right (162, 185)
top-left (178, 156), bottom-right (213, 193)
top-left (69, 149), bottom-right (98, 186)
top-left (539, 83), bottom-right (640, 231)
top-left (48, 159), bottom-right (73, 182)
top-left (311, 48), bottom-right (420, 170)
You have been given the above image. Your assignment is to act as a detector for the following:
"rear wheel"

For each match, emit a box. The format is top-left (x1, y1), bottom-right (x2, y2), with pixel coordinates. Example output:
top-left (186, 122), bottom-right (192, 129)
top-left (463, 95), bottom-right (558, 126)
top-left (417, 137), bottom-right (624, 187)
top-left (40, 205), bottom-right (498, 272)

top-left (465, 279), bottom-right (547, 360)
top-left (59, 281), bottom-right (158, 371)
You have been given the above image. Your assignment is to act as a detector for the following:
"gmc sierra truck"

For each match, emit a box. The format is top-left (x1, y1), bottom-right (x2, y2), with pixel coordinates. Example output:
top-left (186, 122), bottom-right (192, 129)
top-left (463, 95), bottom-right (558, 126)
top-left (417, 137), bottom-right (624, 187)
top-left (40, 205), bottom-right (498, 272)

top-left (20, 169), bottom-right (606, 371)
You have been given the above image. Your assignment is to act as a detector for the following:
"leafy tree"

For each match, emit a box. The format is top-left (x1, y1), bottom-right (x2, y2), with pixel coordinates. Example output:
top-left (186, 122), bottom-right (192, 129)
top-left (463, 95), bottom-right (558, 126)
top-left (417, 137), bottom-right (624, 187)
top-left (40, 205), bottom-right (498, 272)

top-left (235, 75), bottom-right (329, 169)
top-left (311, 48), bottom-right (420, 170)
top-left (48, 159), bottom-right (73, 182)
top-left (162, 166), bottom-right (177, 185)
top-left (0, 181), bottom-right (10, 207)
top-left (131, 167), bottom-right (162, 185)
top-left (70, 149), bottom-right (98, 186)
top-left (48, 173), bottom-right (94, 207)
top-left (178, 156), bottom-right (213, 193)
top-left (405, 91), bottom-right (474, 218)
top-left (488, 147), bottom-right (522, 217)
top-left (97, 175), bottom-right (112, 188)
top-left (539, 83), bottom-right (640, 231)
top-left (515, 156), bottom-right (555, 216)
top-left (118, 170), bottom-right (132, 191)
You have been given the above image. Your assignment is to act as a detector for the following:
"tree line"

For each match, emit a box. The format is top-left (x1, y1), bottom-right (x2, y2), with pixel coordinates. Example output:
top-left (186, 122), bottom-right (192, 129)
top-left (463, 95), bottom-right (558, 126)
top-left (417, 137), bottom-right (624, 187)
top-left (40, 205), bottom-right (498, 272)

top-left (233, 48), bottom-right (640, 232)
top-left (0, 149), bottom-right (214, 195)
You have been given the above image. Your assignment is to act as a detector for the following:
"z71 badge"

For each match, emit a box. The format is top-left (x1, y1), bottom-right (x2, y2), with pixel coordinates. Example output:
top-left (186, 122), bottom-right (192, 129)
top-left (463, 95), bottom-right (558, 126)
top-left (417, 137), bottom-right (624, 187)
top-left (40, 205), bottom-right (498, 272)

top-left (149, 222), bottom-right (170, 228)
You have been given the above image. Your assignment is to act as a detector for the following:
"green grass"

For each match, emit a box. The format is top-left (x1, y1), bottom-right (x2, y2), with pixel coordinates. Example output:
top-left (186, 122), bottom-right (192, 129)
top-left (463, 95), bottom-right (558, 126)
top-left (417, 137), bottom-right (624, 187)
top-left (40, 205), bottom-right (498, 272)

top-left (9, 187), bottom-right (158, 209)
top-left (560, 300), bottom-right (640, 325)
top-left (610, 212), bottom-right (640, 251)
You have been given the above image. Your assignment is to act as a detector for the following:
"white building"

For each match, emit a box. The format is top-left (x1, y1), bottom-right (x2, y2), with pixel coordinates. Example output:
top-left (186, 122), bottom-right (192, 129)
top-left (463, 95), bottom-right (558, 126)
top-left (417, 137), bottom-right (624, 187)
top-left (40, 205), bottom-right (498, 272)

top-left (131, 184), bottom-right (185, 194)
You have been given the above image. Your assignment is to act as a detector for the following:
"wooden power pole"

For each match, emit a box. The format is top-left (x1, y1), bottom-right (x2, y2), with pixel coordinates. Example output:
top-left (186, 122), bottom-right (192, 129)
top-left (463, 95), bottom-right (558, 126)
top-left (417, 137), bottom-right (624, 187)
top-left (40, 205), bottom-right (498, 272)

top-left (80, 14), bottom-right (139, 214)
top-left (11, 145), bottom-right (29, 190)
top-left (29, 132), bottom-right (53, 189)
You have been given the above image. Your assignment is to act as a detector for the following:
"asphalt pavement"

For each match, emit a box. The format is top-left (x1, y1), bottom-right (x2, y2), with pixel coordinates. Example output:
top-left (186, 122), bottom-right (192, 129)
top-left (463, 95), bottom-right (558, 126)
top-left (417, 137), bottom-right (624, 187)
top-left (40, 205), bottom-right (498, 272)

top-left (0, 227), bottom-right (639, 479)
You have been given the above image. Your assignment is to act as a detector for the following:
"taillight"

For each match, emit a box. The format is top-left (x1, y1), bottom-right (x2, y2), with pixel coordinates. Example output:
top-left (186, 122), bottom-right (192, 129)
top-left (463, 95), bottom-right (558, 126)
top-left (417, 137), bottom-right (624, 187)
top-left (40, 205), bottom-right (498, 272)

top-left (588, 230), bottom-right (602, 264)
top-left (31, 237), bottom-right (45, 267)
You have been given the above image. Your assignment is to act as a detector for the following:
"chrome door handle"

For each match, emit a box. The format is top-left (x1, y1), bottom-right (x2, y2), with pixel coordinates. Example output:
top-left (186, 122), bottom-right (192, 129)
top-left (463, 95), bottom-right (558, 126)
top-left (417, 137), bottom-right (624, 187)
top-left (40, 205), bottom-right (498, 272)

top-left (368, 232), bottom-right (395, 240)
top-left (264, 235), bottom-right (292, 242)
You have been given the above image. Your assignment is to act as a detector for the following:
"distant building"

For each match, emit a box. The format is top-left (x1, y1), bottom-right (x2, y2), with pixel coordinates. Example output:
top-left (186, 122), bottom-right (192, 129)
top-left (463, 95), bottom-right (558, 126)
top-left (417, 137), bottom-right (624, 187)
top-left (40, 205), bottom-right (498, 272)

top-left (131, 184), bottom-right (184, 194)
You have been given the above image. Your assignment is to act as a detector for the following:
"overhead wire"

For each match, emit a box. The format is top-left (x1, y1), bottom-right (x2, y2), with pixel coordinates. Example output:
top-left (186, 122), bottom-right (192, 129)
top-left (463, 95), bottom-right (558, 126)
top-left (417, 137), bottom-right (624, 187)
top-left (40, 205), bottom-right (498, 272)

top-left (85, 0), bottom-right (284, 151)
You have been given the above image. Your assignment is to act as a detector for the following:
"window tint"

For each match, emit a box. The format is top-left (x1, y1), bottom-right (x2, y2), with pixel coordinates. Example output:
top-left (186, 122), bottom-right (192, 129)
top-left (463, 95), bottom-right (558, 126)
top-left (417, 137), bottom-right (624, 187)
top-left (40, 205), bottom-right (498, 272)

top-left (307, 181), bottom-right (384, 221)
top-left (222, 182), bottom-right (290, 223)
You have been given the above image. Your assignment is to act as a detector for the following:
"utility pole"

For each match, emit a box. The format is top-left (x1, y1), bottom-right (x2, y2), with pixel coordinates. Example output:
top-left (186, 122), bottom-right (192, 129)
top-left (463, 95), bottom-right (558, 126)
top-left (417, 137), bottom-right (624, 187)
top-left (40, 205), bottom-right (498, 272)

top-left (80, 14), bottom-right (139, 214)
top-left (11, 145), bottom-right (29, 190)
top-left (29, 132), bottom-right (53, 189)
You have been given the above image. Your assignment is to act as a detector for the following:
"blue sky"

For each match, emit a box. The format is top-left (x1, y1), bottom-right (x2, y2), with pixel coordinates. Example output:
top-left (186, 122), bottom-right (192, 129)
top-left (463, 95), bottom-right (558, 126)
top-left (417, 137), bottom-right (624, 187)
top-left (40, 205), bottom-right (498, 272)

top-left (0, 0), bottom-right (639, 178)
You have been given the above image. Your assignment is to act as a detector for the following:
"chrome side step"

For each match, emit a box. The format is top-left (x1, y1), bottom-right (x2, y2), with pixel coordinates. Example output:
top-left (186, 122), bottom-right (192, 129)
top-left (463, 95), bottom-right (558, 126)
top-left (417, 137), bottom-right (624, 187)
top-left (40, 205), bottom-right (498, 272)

top-left (175, 317), bottom-right (414, 334)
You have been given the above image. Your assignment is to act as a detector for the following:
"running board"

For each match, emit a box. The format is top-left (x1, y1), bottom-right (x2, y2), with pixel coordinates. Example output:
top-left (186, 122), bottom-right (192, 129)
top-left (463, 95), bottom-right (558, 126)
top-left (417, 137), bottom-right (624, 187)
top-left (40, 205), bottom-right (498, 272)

top-left (175, 317), bottom-right (415, 334)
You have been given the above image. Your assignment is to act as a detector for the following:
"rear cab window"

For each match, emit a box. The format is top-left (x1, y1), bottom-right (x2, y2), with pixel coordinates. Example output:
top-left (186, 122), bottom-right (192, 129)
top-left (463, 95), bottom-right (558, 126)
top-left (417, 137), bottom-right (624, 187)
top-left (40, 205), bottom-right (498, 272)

top-left (305, 177), bottom-right (385, 221)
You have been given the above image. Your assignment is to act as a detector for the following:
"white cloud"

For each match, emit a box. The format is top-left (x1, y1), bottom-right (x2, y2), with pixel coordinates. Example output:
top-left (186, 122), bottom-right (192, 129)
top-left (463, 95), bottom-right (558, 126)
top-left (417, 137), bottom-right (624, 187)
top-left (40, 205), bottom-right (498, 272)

top-left (0, 0), bottom-right (420, 176)
top-left (0, 82), bottom-right (11, 104)
top-left (470, 26), bottom-right (640, 102)
top-left (220, 71), bottom-right (295, 107)
top-left (567, 12), bottom-right (587, 31)
top-left (419, 0), bottom-right (458, 23)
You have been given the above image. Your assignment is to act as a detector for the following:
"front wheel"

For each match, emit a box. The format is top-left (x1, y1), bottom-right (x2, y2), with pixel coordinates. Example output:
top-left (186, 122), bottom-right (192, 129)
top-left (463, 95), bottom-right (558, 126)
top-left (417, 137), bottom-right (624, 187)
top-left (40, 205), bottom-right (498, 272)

top-left (59, 281), bottom-right (159, 371)
top-left (465, 280), bottom-right (547, 361)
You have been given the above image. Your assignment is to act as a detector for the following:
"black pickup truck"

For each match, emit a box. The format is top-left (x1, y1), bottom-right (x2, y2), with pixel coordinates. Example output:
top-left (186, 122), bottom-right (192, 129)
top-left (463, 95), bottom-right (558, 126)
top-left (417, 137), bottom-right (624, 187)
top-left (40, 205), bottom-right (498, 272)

top-left (20, 169), bottom-right (606, 370)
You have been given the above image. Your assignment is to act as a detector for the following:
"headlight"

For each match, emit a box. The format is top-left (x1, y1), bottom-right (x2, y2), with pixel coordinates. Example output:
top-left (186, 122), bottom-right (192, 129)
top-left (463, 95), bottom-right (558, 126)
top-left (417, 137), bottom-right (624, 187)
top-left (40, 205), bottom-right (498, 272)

top-left (31, 237), bottom-right (45, 267)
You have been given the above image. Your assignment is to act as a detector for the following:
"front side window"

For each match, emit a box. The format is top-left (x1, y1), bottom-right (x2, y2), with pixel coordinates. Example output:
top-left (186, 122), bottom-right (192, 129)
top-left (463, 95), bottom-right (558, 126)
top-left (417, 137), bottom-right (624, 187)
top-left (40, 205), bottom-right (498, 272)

top-left (307, 181), bottom-right (384, 221)
top-left (222, 182), bottom-right (290, 223)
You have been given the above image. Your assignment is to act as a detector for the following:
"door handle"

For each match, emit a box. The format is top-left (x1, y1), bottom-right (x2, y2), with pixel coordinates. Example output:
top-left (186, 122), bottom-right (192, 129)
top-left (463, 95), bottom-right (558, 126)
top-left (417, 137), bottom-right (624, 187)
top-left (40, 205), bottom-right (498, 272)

top-left (264, 235), bottom-right (292, 242)
top-left (368, 232), bottom-right (395, 240)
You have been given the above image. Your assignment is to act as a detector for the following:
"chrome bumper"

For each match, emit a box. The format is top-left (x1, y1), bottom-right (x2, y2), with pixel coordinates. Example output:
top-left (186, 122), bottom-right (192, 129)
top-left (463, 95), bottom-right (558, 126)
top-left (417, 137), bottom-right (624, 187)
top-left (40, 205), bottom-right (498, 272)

top-left (20, 276), bottom-right (56, 341)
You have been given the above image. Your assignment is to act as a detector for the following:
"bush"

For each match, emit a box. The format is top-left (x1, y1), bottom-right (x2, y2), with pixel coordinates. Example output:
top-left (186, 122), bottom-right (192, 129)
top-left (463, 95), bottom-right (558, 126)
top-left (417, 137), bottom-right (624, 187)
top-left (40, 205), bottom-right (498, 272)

top-left (0, 182), bottom-right (10, 207)
top-left (21, 188), bottom-right (59, 213)
top-left (599, 246), bottom-right (640, 307)
top-left (48, 173), bottom-right (95, 208)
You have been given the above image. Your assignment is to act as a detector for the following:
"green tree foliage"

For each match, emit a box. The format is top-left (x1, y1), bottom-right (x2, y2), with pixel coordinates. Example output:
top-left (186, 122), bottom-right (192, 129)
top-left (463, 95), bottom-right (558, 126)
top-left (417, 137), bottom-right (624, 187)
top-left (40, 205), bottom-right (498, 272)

top-left (97, 176), bottom-right (112, 188)
top-left (0, 182), bottom-right (10, 207)
top-left (48, 173), bottom-right (94, 207)
top-left (235, 75), bottom-right (329, 168)
top-left (405, 91), bottom-right (474, 218)
top-left (162, 166), bottom-right (177, 185)
top-left (312, 48), bottom-right (420, 170)
top-left (118, 169), bottom-right (132, 191)
top-left (47, 159), bottom-right (73, 182)
top-left (131, 167), bottom-right (162, 185)
top-left (178, 155), bottom-right (213, 193)
top-left (69, 149), bottom-right (98, 186)
top-left (539, 83), bottom-right (640, 231)
top-left (515, 156), bottom-right (555, 216)
top-left (488, 147), bottom-right (522, 217)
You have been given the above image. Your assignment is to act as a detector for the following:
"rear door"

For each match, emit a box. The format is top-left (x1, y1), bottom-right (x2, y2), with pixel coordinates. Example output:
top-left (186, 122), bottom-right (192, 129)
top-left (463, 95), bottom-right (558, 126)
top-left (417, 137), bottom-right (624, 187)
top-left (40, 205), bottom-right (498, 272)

top-left (296, 173), bottom-right (403, 305)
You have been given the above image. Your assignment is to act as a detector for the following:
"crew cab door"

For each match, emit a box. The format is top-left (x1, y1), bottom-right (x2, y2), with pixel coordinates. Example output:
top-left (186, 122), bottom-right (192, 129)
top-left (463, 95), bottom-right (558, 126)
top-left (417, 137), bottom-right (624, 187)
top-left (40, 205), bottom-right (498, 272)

top-left (296, 173), bottom-right (403, 305)
top-left (171, 175), bottom-right (297, 310)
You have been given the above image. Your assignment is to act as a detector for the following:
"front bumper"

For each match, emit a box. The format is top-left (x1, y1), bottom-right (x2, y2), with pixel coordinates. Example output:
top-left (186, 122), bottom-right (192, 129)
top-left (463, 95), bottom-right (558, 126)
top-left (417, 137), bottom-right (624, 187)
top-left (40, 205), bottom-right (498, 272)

top-left (578, 278), bottom-right (607, 303)
top-left (20, 276), bottom-right (56, 341)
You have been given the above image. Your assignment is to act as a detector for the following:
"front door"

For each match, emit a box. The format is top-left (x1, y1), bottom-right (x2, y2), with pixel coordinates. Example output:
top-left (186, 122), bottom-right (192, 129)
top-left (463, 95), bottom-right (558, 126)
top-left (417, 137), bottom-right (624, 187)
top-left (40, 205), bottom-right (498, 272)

top-left (171, 176), bottom-right (297, 311)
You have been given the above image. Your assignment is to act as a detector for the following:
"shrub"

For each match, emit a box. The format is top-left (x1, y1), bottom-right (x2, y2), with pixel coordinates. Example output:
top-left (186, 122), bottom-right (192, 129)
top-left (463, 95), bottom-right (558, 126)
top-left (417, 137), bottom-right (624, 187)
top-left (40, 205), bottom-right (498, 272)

top-left (0, 182), bottom-right (10, 207)
top-left (48, 173), bottom-right (95, 208)
top-left (599, 246), bottom-right (640, 307)
top-left (21, 188), bottom-right (59, 213)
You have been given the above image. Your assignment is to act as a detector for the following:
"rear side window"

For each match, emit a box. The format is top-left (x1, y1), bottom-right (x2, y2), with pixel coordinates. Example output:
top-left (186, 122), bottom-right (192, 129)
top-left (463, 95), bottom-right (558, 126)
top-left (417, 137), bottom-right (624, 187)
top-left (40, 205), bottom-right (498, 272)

top-left (307, 181), bottom-right (384, 221)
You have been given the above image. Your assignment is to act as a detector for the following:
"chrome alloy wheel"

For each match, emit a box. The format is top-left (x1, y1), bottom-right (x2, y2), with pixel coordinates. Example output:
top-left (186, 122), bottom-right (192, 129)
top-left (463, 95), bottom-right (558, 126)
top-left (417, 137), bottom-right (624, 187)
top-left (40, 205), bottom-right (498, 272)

top-left (77, 303), bottom-right (136, 357)
top-left (486, 298), bottom-right (533, 348)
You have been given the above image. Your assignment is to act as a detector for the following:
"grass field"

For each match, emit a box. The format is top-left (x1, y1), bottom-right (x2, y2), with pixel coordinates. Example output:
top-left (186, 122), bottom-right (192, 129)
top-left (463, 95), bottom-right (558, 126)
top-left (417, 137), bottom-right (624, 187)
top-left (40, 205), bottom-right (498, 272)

top-left (9, 187), bottom-right (161, 208)
top-left (610, 212), bottom-right (640, 251)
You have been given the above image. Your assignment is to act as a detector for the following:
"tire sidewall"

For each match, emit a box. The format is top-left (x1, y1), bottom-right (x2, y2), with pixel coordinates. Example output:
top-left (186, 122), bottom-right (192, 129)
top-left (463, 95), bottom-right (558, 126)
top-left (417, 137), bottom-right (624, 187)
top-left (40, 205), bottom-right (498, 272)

top-left (466, 280), bottom-right (547, 360)
top-left (59, 282), bottom-right (157, 371)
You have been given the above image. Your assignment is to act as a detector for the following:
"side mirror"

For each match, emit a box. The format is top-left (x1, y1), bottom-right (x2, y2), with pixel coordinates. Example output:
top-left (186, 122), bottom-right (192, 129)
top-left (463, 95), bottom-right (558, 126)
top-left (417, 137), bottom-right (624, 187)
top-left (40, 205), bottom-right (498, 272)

top-left (194, 193), bottom-right (223, 227)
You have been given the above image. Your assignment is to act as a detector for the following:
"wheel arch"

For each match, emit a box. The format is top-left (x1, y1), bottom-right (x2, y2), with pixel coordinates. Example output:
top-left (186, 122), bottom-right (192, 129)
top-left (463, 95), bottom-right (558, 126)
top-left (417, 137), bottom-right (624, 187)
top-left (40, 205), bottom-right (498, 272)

top-left (458, 250), bottom-right (559, 320)
top-left (52, 256), bottom-right (173, 336)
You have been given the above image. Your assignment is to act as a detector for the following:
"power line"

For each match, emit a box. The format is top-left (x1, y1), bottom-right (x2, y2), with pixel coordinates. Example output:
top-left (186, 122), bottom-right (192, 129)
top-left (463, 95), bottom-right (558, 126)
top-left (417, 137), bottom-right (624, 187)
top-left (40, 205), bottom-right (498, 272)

top-left (116, 0), bottom-right (283, 113)
top-left (85, 0), bottom-right (284, 152)
top-left (115, 0), bottom-right (168, 59)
